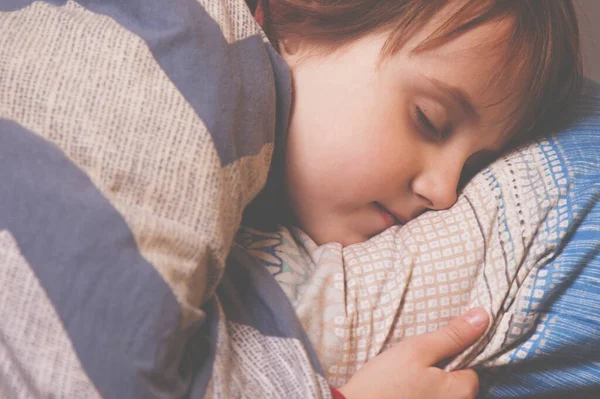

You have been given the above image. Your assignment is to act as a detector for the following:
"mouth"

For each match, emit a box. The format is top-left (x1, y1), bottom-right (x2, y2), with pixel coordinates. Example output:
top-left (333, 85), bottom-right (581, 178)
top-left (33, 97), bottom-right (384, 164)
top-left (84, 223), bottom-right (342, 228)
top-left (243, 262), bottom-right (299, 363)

top-left (374, 202), bottom-right (406, 226)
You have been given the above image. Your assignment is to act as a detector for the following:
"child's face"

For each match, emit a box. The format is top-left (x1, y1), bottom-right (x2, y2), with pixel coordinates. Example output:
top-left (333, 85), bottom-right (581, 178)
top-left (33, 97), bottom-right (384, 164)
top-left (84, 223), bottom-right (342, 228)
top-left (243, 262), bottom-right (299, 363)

top-left (282, 18), bottom-right (520, 246)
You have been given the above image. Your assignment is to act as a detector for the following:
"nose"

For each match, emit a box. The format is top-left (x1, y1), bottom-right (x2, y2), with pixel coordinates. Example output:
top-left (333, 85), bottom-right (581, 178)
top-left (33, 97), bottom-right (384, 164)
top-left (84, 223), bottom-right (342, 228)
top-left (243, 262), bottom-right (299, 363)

top-left (411, 155), bottom-right (463, 211)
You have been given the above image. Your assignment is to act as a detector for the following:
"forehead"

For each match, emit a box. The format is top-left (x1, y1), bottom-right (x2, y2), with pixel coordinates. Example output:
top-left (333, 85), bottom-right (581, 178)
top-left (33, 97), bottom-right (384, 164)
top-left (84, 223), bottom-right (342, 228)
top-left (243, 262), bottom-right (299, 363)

top-left (398, 13), bottom-right (525, 138)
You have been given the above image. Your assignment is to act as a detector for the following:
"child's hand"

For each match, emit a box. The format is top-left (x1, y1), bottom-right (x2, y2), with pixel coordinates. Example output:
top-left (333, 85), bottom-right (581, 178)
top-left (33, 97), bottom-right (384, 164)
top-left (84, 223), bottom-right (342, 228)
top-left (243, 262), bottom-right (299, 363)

top-left (338, 308), bottom-right (489, 399)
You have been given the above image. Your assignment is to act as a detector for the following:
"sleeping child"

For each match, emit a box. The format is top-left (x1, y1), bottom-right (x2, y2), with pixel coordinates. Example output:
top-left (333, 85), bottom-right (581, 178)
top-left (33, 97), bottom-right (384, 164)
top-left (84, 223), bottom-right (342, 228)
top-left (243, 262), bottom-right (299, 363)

top-left (243, 1), bottom-right (583, 398)
top-left (248, 0), bottom-right (581, 246)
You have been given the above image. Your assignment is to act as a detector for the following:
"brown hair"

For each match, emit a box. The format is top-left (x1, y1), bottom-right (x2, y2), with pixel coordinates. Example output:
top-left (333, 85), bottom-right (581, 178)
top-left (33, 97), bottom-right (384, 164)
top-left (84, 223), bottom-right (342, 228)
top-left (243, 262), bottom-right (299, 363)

top-left (265, 0), bottom-right (583, 139)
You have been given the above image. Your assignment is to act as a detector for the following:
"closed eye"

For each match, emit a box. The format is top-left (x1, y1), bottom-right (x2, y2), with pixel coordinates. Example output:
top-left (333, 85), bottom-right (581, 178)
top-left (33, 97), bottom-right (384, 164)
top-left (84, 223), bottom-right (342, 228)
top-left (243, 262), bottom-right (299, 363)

top-left (415, 106), bottom-right (443, 141)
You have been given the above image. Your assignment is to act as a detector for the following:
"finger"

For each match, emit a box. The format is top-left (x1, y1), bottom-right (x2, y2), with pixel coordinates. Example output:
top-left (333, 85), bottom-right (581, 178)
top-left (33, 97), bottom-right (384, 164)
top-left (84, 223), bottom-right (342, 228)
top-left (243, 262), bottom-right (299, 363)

top-left (405, 308), bottom-right (489, 366)
top-left (445, 369), bottom-right (480, 399)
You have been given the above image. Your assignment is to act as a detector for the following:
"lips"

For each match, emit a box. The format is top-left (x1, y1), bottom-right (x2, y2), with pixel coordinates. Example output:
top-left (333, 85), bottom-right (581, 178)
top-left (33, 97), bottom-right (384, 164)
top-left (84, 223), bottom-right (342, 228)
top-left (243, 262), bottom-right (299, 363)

top-left (374, 202), bottom-right (406, 225)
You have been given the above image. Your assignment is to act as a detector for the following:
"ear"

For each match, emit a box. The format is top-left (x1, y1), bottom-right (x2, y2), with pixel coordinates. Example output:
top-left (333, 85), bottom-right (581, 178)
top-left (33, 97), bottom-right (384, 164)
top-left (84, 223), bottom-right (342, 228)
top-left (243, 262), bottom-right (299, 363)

top-left (278, 37), bottom-right (303, 66)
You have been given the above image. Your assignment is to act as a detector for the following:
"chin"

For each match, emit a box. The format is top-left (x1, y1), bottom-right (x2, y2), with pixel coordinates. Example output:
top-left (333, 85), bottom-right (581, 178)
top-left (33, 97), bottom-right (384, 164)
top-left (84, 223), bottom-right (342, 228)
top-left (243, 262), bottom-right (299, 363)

top-left (339, 236), bottom-right (369, 247)
top-left (307, 228), bottom-right (370, 247)
top-left (294, 213), bottom-right (381, 247)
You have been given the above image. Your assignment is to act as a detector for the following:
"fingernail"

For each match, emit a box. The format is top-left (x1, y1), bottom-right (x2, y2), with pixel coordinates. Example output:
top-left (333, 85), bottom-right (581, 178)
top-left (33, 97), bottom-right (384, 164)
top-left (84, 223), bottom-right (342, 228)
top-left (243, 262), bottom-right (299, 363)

top-left (463, 308), bottom-right (488, 329)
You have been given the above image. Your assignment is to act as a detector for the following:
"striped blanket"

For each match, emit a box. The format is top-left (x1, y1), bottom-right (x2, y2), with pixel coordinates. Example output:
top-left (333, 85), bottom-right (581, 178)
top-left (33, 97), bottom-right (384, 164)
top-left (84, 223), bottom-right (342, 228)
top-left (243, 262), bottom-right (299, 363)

top-left (0, 0), bottom-right (332, 398)
top-left (2, 1), bottom-right (599, 398)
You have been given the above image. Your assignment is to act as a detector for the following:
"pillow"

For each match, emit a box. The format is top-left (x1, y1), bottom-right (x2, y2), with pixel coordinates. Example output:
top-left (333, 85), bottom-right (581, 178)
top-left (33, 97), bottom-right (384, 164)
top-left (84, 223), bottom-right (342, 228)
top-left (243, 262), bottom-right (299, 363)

top-left (0, 1), bottom-right (331, 398)
top-left (239, 80), bottom-right (600, 397)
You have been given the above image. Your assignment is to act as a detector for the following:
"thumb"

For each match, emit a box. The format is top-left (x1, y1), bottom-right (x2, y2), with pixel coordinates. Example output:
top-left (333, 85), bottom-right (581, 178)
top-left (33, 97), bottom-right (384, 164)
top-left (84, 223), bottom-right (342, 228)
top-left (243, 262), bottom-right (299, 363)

top-left (408, 308), bottom-right (489, 366)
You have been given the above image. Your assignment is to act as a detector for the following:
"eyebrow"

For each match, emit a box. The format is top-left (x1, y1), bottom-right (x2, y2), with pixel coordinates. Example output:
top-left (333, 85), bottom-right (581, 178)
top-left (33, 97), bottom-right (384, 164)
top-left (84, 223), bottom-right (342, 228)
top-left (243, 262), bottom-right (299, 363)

top-left (422, 75), bottom-right (479, 119)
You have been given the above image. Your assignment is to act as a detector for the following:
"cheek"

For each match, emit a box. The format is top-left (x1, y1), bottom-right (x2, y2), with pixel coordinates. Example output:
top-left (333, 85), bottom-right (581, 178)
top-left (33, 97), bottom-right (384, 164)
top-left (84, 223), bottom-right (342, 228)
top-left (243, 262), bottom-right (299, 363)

top-left (285, 122), bottom-right (418, 207)
top-left (284, 129), bottom-right (369, 203)
top-left (285, 75), bottom-right (422, 205)
top-left (285, 101), bottom-right (376, 198)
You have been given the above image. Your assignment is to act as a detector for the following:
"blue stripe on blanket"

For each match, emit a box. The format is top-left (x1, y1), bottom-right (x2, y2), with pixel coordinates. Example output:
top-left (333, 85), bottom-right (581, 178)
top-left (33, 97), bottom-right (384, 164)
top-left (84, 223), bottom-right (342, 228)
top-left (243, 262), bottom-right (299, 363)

top-left (80, 0), bottom-right (282, 165)
top-left (6, 0), bottom-right (284, 166)
top-left (265, 44), bottom-right (293, 150)
top-left (0, 0), bottom-right (38, 11)
top-left (187, 299), bottom-right (221, 398)
top-left (0, 120), bottom-right (189, 398)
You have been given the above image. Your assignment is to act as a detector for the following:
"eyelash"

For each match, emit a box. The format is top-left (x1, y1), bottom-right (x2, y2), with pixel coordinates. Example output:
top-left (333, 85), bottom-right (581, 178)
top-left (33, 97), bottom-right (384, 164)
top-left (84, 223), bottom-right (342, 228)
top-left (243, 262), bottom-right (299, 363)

top-left (415, 106), bottom-right (443, 141)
